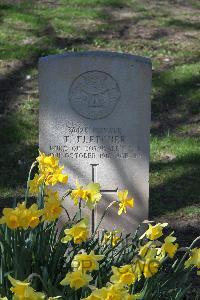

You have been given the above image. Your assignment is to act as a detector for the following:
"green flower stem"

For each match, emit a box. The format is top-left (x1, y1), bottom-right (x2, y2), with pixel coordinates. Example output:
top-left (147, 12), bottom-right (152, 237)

top-left (38, 182), bottom-right (45, 209)
top-left (25, 161), bottom-right (37, 205)
top-left (61, 190), bottom-right (72, 201)
top-left (27, 273), bottom-right (48, 293)
top-left (94, 200), bottom-right (117, 234)
top-left (79, 200), bottom-right (82, 220)
top-left (60, 190), bottom-right (72, 221)
top-left (61, 205), bottom-right (71, 221)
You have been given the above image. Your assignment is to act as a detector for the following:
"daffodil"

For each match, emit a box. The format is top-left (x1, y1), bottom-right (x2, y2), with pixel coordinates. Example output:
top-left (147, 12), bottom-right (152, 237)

top-left (82, 288), bottom-right (107, 300)
top-left (72, 251), bottom-right (104, 272)
top-left (0, 208), bottom-right (19, 229)
top-left (61, 218), bottom-right (89, 244)
top-left (161, 233), bottom-right (179, 258)
top-left (42, 188), bottom-right (63, 222)
top-left (37, 152), bottom-right (59, 169)
top-left (17, 202), bottom-right (42, 229)
top-left (117, 190), bottom-right (134, 215)
top-left (70, 181), bottom-right (102, 209)
top-left (83, 284), bottom-right (134, 300)
top-left (103, 230), bottom-right (121, 247)
top-left (139, 223), bottom-right (168, 241)
top-left (143, 258), bottom-right (160, 278)
top-left (137, 241), bottom-right (163, 278)
top-left (27, 204), bottom-right (43, 228)
top-left (29, 174), bottom-right (41, 195)
top-left (83, 183), bottom-right (102, 209)
top-left (132, 242), bottom-right (161, 279)
top-left (131, 257), bottom-right (144, 280)
top-left (36, 152), bottom-right (68, 186)
top-left (0, 202), bottom-right (42, 230)
top-left (110, 265), bottom-right (136, 285)
top-left (8, 275), bottom-right (45, 300)
top-left (185, 248), bottom-right (200, 271)
top-left (60, 270), bottom-right (92, 290)
top-left (70, 180), bottom-right (88, 206)
top-left (139, 241), bottom-right (160, 260)
top-left (0, 203), bottom-right (27, 230)
top-left (44, 166), bottom-right (68, 186)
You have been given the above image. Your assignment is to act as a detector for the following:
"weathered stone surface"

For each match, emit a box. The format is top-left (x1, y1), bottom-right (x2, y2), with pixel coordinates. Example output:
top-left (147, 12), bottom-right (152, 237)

top-left (39, 51), bottom-right (151, 233)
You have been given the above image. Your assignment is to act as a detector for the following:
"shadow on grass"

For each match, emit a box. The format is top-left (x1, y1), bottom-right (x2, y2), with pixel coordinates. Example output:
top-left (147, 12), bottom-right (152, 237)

top-left (150, 153), bottom-right (200, 217)
top-left (152, 68), bottom-right (200, 136)
top-left (166, 18), bottom-right (200, 31)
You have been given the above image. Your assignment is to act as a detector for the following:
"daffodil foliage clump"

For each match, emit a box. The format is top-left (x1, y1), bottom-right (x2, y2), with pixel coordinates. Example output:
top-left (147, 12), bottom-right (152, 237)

top-left (0, 153), bottom-right (199, 300)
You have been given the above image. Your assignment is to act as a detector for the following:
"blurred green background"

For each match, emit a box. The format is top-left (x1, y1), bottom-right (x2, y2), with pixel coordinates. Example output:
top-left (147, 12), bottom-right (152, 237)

top-left (0, 0), bottom-right (199, 225)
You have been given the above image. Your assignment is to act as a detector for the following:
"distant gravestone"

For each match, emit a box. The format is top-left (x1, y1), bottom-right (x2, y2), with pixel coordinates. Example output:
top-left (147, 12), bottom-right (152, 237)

top-left (39, 52), bottom-right (151, 233)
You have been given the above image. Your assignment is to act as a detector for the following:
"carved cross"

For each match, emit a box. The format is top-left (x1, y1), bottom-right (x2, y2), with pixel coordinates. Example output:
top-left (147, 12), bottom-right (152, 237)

top-left (90, 163), bottom-right (118, 232)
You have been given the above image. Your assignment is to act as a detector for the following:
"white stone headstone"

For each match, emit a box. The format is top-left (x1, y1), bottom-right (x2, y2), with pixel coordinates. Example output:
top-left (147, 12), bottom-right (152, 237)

top-left (39, 51), bottom-right (151, 233)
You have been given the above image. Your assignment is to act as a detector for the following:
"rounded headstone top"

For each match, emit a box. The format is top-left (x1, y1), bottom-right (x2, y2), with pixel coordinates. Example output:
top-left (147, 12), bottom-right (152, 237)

top-left (39, 51), bottom-right (152, 66)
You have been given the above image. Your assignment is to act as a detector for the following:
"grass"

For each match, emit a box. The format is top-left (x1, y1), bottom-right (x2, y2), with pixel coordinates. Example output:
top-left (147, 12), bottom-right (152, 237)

top-left (0, 0), bottom-right (200, 220)
top-left (150, 135), bottom-right (200, 217)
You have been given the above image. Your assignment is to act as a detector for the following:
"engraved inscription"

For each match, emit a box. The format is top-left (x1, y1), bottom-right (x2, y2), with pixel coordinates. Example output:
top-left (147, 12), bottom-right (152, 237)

top-left (69, 71), bottom-right (120, 119)
top-left (48, 123), bottom-right (142, 161)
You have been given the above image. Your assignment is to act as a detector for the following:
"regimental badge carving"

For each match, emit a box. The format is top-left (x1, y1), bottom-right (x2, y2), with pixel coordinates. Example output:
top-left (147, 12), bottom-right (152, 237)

top-left (69, 71), bottom-right (120, 119)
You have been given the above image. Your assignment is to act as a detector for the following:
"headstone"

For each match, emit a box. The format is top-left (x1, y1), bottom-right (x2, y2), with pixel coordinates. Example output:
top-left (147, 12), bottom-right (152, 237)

top-left (39, 51), bottom-right (151, 233)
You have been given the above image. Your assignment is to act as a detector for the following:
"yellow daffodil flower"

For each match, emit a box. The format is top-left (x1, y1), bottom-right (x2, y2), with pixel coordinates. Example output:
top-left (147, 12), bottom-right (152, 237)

top-left (131, 257), bottom-right (144, 280)
top-left (60, 270), bottom-right (92, 290)
top-left (117, 190), bottom-right (134, 215)
top-left (83, 183), bottom-right (102, 209)
top-left (70, 180), bottom-right (88, 206)
top-left (139, 223), bottom-right (168, 241)
top-left (61, 218), bottom-right (89, 244)
top-left (29, 174), bottom-right (41, 195)
top-left (8, 275), bottom-right (45, 300)
top-left (103, 230), bottom-right (121, 247)
top-left (137, 241), bottom-right (162, 278)
top-left (143, 258), bottom-right (160, 278)
top-left (0, 208), bottom-right (20, 229)
top-left (17, 202), bottom-right (42, 229)
top-left (42, 188), bottom-right (63, 222)
top-left (44, 166), bottom-right (68, 186)
top-left (128, 293), bottom-right (143, 300)
top-left (185, 247), bottom-right (200, 273)
top-left (110, 265), bottom-right (136, 285)
top-left (82, 288), bottom-right (107, 300)
top-left (27, 204), bottom-right (43, 228)
top-left (72, 251), bottom-right (104, 272)
top-left (0, 202), bottom-right (42, 230)
top-left (161, 233), bottom-right (179, 258)
top-left (70, 181), bottom-right (102, 209)
top-left (139, 241), bottom-right (161, 261)
top-left (83, 284), bottom-right (134, 300)
top-left (37, 153), bottom-right (59, 169)
top-left (133, 248), bottom-right (160, 279)
top-left (36, 152), bottom-right (68, 186)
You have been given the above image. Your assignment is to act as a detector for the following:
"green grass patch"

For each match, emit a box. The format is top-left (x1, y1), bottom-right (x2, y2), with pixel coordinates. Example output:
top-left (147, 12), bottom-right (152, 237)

top-left (0, 98), bottom-right (38, 197)
top-left (60, 0), bottom-right (126, 7)
top-left (150, 135), bottom-right (200, 217)
top-left (152, 63), bottom-right (200, 125)
top-left (0, 0), bottom-right (200, 220)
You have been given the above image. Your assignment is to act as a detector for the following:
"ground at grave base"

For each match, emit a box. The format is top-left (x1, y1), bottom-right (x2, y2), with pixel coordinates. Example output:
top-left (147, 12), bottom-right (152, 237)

top-left (0, 0), bottom-right (199, 295)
